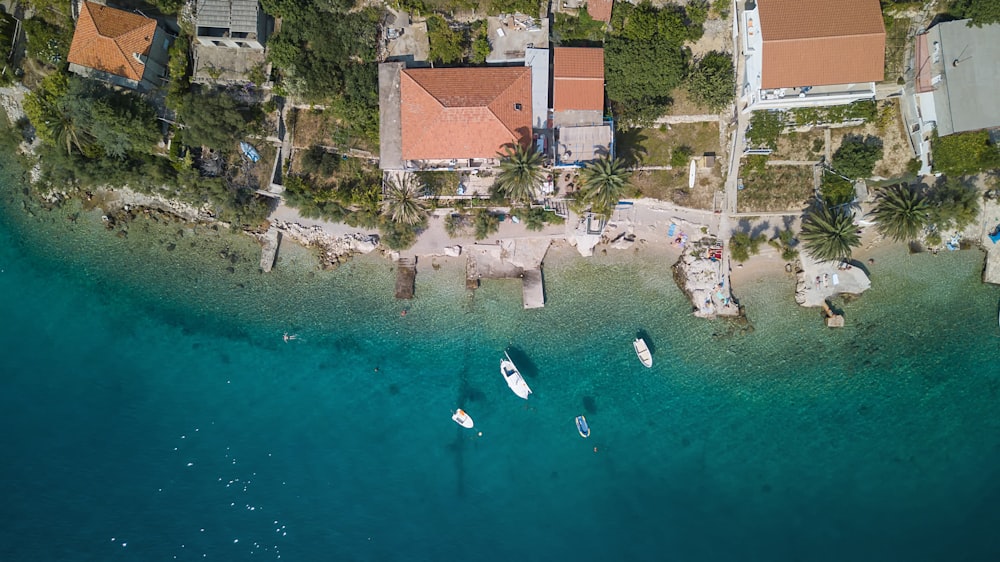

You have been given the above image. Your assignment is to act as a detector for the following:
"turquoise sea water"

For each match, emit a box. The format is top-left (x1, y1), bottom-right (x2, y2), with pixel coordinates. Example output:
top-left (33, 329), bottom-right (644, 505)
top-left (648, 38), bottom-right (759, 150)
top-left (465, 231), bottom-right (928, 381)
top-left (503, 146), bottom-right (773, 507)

top-left (2, 161), bottom-right (1000, 561)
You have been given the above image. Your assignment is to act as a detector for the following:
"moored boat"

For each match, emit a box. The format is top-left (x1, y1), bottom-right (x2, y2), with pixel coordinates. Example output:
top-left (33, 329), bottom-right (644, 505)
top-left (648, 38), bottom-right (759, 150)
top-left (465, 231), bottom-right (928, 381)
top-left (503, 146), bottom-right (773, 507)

top-left (633, 337), bottom-right (653, 368)
top-left (575, 415), bottom-right (590, 438)
top-left (500, 351), bottom-right (532, 399)
top-left (452, 408), bottom-right (474, 428)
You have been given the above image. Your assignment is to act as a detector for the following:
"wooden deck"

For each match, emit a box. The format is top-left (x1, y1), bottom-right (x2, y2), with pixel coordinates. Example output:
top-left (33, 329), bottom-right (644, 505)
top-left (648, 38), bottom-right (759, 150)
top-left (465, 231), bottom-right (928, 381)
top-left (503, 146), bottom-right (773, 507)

top-left (395, 257), bottom-right (416, 299)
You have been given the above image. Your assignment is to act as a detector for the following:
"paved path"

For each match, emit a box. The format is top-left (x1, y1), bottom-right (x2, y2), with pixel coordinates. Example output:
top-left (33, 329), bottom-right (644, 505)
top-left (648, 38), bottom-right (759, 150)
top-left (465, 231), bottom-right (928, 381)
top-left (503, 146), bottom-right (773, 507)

top-left (653, 114), bottom-right (720, 124)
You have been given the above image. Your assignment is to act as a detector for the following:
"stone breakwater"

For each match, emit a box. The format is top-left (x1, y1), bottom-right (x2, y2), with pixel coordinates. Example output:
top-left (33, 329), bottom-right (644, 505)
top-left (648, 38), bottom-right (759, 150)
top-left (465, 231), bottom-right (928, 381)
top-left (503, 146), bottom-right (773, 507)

top-left (673, 251), bottom-right (739, 318)
top-left (270, 219), bottom-right (379, 269)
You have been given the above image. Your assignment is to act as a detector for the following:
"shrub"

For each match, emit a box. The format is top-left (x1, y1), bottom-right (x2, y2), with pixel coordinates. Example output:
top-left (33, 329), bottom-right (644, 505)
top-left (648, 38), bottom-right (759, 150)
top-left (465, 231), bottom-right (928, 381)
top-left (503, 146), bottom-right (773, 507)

top-left (671, 145), bottom-right (693, 168)
top-left (300, 145), bottom-right (341, 178)
top-left (831, 134), bottom-right (883, 179)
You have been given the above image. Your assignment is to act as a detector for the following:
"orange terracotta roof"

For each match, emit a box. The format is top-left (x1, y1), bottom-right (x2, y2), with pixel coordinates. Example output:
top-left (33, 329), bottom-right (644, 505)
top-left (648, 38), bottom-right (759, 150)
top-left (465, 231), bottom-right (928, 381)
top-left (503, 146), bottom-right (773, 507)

top-left (553, 47), bottom-right (605, 112)
top-left (68, 2), bottom-right (157, 83)
top-left (586, 0), bottom-right (613, 24)
top-left (758, 0), bottom-right (885, 89)
top-left (399, 67), bottom-right (532, 161)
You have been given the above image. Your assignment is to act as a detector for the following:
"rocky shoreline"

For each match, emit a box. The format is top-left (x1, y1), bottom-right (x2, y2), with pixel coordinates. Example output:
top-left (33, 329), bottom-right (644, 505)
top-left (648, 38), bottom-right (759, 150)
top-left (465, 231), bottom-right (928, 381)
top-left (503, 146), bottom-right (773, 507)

top-left (268, 220), bottom-right (380, 269)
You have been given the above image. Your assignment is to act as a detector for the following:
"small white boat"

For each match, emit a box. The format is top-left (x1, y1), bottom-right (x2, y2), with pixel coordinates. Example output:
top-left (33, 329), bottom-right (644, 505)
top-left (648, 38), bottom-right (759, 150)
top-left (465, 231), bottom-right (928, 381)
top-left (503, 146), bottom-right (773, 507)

top-left (452, 408), bottom-right (474, 428)
top-left (633, 337), bottom-right (652, 368)
top-left (575, 415), bottom-right (590, 438)
top-left (500, 351), bottom-right (532, 399)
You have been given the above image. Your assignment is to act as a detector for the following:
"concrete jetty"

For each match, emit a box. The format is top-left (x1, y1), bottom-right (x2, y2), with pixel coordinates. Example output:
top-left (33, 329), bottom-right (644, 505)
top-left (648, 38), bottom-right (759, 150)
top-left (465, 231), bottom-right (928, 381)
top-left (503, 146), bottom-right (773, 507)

top-left (259, 227), bottom-right (281, 272)
top-left (466, 239), bottom-right (551, 308)
top-left (522, 268), bottom-right (544, 309)
top-left (395, 257), bottom-right (416, 299)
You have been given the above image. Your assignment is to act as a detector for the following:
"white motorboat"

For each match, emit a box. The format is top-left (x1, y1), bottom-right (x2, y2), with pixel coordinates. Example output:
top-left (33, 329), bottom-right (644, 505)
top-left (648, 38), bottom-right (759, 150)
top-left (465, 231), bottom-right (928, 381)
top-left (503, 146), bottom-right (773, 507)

top-left (452, 408), bottom-right (474, 428)
top-left (575, 415), bottom-right (590, 438)
top-left (500, 351), bottom-right (532, 399)
top-left (633, 338), bottom-right (653, 368)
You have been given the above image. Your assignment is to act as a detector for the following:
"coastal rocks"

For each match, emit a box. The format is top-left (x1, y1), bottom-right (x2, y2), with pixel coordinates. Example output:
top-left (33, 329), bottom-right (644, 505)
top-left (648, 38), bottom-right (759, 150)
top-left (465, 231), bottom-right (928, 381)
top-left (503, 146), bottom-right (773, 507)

top-left (0, 84), bottom-right (29, 125)
top-left (672, 251), bottom-right (738, 319)
top-left (99, 188), bottom-right (216, 223)
top-left (271, 219), bottom-right (379, 269)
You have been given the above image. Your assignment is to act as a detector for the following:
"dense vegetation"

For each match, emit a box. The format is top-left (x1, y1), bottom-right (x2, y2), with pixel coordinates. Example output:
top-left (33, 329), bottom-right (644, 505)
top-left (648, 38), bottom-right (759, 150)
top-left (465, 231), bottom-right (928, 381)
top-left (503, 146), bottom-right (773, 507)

top-left (931, 130), bottom-right (1000, 176)
top-left (606, 1), bottom-right (704, 125)
top-left (950, 0), bottom-right (1000, 26)
top-left (686, 51), bottom-right (735, 112)
top-left (263, 0), bottom-right (380, 144)
top-left (552, 9), bottom-right (606, 45)
top-left (747, 111), bottom-right (784, 150)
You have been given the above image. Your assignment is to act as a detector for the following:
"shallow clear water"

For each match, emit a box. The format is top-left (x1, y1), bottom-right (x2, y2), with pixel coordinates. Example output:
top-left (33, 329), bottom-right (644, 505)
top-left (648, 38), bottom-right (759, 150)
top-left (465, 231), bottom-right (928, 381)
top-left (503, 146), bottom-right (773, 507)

top-left (2, 161), bottom-right (1000, 561)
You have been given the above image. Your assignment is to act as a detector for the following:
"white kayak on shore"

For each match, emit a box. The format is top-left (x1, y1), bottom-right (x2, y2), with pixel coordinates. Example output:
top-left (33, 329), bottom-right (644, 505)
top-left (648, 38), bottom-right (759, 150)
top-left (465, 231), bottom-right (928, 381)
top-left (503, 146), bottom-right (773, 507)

top-left (634, 337), bottom-right (653, 368)
top-left (500, 351), bottom-right (532, 399)
top-left (452, 408), bottom-right (474, 428)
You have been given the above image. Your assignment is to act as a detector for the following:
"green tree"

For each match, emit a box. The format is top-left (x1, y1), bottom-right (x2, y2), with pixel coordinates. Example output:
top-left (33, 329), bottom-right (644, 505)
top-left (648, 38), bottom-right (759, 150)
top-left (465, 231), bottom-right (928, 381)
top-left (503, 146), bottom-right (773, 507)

top-left (578, 156), bottom-right (630, 217)
top-left (831, 134), bottom-right (883, 179)
top-left (687, 51), bottom-right (735, 111)
top-left (951, 0), bottom-right (1000, 26)
top-left (747, 110), bottom-right (784, 149)
top-left (174, 86), bottom-right (248, 150)
top-left (729, 231), bottom-right (763, 262)
top-left (496, 143), bottom-right (544, 206)
top-left (473, 208), bottom-right (500, 240)
top-left (927, 176), bottom-right (981, 231)
top-left (427, 15), bottom-right (465, 65)
top-left (606, 2), bottom-right (700, 125)
top-left (931, 130), bottom-right (1000, 176)
top-left (382, 174), bottom-right (428, 225)
top-left (800, 203), bottom-right (861, 262)
top-left (870, 183), bottom-right (929, 241)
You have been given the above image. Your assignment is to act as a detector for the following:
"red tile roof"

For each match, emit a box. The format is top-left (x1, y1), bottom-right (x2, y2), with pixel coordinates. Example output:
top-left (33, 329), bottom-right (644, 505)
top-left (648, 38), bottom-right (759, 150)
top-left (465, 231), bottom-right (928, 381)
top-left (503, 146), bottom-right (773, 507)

top-left (758, 0), bottom-right (885, 89)
top-left (68, 2), bottom-right (157, 83)
top-left (553, 47), bottom-right (605, 112)
top-left (399, 67), bottom-right (532, 161)
top-left (586, 0), bottom-right (613, 24)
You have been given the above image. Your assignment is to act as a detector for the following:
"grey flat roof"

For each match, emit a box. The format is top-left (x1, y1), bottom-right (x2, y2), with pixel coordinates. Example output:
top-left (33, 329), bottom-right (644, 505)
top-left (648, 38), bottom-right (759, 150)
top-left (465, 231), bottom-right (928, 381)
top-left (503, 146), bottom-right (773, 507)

top-left (197, 0), bottom-right (260, 35)
top-left (931, 20), bottom-right (1000, 136)
top-left (379, 62), bottom-right (404, 170)
top-left (524, 48), bottom-right (549, 130)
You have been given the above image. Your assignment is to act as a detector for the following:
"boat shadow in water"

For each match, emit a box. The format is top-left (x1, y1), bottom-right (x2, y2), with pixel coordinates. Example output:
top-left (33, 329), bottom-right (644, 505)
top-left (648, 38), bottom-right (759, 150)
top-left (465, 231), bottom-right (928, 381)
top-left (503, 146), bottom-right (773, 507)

top-left (636, 329), bottom-right (656, 355)
top-left (583, 395), bottom-right (598, 415)
top-left (504, 346), bottom-right (539, 379)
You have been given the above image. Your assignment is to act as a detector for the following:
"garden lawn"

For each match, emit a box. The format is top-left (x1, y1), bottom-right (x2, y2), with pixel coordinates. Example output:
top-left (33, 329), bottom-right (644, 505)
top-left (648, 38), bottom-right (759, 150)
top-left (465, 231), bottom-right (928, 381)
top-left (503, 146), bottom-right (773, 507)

top-left (623, 122), bottom-right (720, 166)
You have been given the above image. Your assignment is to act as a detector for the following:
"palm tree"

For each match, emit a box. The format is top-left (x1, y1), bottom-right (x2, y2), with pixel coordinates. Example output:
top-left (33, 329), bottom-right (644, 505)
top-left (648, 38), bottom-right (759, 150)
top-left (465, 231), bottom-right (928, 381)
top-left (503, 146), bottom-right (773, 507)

top-left (381, 174), bottom-right (428, 225)
top-left (495, 143), bottom-right (544, 206)
top-left (800, 203), bottom-right (860, 262)
top-left (578, 156), bottom-right (630, 217)
top-left (870, 183), bottom-right (929, 241)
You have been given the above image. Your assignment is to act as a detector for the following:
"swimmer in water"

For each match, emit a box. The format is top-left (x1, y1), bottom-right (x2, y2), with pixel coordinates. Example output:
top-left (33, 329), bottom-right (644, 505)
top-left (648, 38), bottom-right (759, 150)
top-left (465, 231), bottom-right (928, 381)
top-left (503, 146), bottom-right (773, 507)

top-left (283, 332), bottom-right (298, 342)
